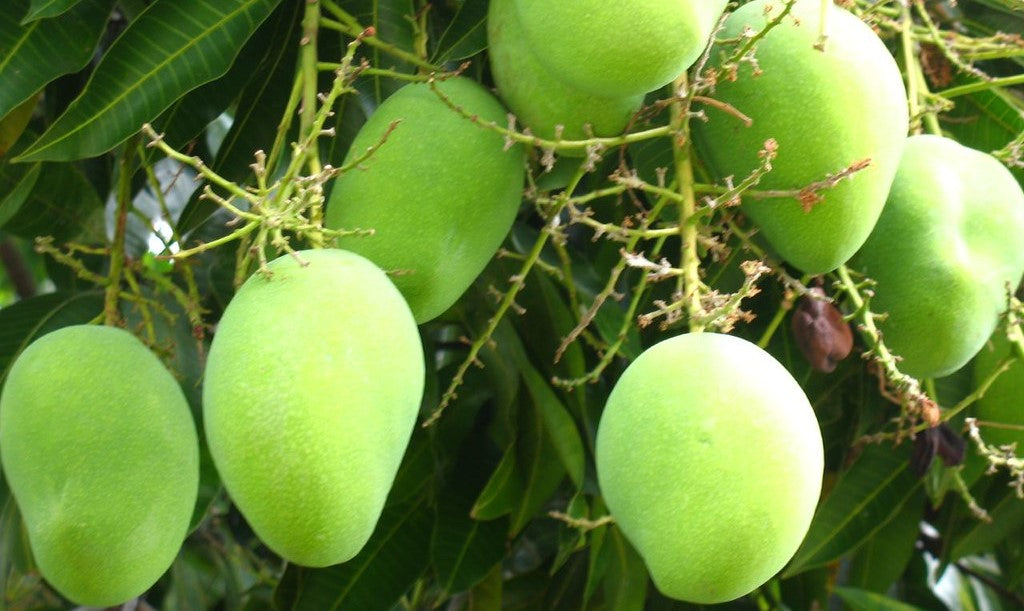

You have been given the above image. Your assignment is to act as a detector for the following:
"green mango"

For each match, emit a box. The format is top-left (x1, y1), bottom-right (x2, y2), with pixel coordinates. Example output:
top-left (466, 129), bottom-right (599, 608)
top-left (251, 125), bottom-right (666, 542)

top-left (203, 249), bottom-right (425, 567)
top-left (596, 333), bottom-right (823, 604)
top-left (855, 135), bottom-right (1024, 379)
top-left (973, 331), bottom-right (1024, 449)
top-left (0, 325), bottom-right (198, 607)
top-left (512, 0), bottom-right (727, 98)
top-left (693, 0), bottom-right (909, 274)
top-left (487, 0), bottom-right (644, 143)
top-left (326, 78), bottom-right (525, 324)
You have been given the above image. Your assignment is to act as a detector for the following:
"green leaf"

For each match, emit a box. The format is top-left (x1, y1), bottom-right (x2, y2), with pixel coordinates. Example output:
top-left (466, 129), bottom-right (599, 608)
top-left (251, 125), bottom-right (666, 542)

top-left (472, 443), bottom-right (520, 521)
top-left (15, 0), bottom-right (283, 162)
top-left (431, 0), bottom-right (488, 63)
top-left (176, 0), bottom-right (303, 234)
top-left (340, 0), bottom-right (417, 101)
top-left (950, 489), bottom-right (1024, 561)
top-left (0, 162), bottom-right (41, 228)
top-left (432, 493), bottom-right (509, 596)
top-left (21, 0), bottom-right (87, 22)
top-left (150, 0), bottom-right (301, 156)
top-left (273, 497), bottom-right (432, 610)
top-left (520, 364), bottom-right (585, 490)
top-left (785, 444), bottom-right (922, 576)
top-left (834, 587), bottom-right (927, 611)
top-left (0, 291), bottom-right (104, 383)
top-left (0, 94), bottom-right (39, 157)
top-left (0, 0), bottom-right (113, 121)
top-left (595, 527), bottom-right (648, 611)
top-left (1, 160), bottom-right (102, 241)
top-left (847, 490), bottom-right (925, 593)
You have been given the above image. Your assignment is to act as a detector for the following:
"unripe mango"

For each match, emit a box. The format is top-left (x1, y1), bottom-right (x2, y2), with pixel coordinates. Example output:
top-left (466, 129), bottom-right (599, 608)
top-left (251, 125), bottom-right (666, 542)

top-left (693, 0), bottom-right (909, 274)
top-left (596, 333), bottom-right (823, 604)
top-left (0, 325), bottom-right (199, 607)
top-left (973, 331), bottom-right (1024, 449)
top-left (326, 78), bottom-right (525, 323)
top-left (512, 0), bottom-right (727, 98)
top-left (487, 0), bottom-right (643, 142)
top-left (203, 249), bottom-right (425, 567)
top-left (855, 135), bottom-right (1024, 379)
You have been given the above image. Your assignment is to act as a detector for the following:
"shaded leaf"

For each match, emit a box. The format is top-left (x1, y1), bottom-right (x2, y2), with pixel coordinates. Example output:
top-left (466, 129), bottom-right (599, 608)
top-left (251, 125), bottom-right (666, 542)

top-left (1, 159), bottom-right (103, 241)
top-left (431, 0), bottom-right (488, 63)
top-left (0, 291), bottom-right (104, 382)
top-left (0, 0), bottom-right (113, 121)
top-left (150, 0), bottom-right (302, 156)
top-left (834, 587), bottom-right (927, 611)
top-left (785, 444), bottom-right (922, 576)
top-left (433, 484), bottom-right (509, 595)
top-left (520, 364), bottom-right (585, 490)
top-left (176, 0), bottom-right (303, 234)
top-left (340, 0), bottom-right (417, 101)
top-left (0, 94), bottom-right (39, 157)
top-left (472, 443), bottom-right (520, 521)
top-left (596, 527), bottom-right (647, 611)
top-left (22, 0), bottom-right (86, 22)
top-left (273, 497), bottom-right (432, 610)
top-left (847, 490), bottom-right (925, 593)
top-left (950, 489), bottom-right (1024, 561)
top-left (16, 0), bottom-right (283, 162)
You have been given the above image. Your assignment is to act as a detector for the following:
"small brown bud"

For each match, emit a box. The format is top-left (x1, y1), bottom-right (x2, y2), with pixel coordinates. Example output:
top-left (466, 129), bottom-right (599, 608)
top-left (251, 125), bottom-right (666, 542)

top-left (791, 288), bottom-right (853, 372)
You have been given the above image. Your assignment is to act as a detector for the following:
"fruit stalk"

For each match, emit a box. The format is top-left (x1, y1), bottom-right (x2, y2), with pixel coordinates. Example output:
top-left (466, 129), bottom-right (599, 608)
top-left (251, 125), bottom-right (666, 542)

top-left (104, 138), bottom-right (138, 326)
top-left (669, 73), bottom-right (704, 332)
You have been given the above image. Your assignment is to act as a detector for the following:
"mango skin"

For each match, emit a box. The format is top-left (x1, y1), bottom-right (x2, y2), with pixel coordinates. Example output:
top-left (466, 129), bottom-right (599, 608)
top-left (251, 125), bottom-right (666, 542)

top-left (203, 249), bottom-right (425, 567)
top-left (693, 0), bottom-right (908, 274)
top-left (326, 78), bottom-right (525, 324)
top-left (973, 331), bottom-right (1024, 449)
top-left (596, 333), bottom-right (823, 604)
top-left (0, 325), bottom-right (199, 607)
top-left (855, 135), bottom-right (1024, 379)
top-left (512, 0), bottom-right (727, 98)
top-left (487, 0), bottom-right (643, 143)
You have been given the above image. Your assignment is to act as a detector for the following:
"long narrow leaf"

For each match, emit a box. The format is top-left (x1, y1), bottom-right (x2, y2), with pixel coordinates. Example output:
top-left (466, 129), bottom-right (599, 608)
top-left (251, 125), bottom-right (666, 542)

top-left (0, 0), bottom-right (114, 120)
top-left (785, 444), bottom-right (922, 576)
top-left (16, 0), bottom-right (282, 162)
top-left (21, 0), bottom-right (86, 22)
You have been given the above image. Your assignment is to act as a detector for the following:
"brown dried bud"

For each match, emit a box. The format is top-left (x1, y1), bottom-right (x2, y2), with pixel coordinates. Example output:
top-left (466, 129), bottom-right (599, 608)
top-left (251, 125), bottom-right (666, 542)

top-left (791, 288), bottom-right (854, 372)
top-left (911, 423), bottom-right (966, 478)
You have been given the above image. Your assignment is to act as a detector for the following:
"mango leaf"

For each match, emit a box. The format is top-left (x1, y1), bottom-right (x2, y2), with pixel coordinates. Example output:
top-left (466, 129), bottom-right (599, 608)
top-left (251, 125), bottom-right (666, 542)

top-left (0, 291), bottom-right (104, 382)
top-left (273, 497), bottom-right (432, 610)
top-left (943, 85), bottom-right (1024, 183)
top-left (0, 0), bottom-right (113, 121)
top-left (949, 489), bottom-right (1024, 561)
top-left (150, 0), bottom-right (301, 157)
top-left (847, 490), bottom-right (925, 593)
top-left (785, 444), bottom-right (922, 576)
top-left (15, 0), bottom-right (283, 162)
top-left (432, 455), bottom-right (509, 595)
top-left (1, 160), bottom-right (102, 241)
top-left (834, 587), bottom-right (927, 611)
top-left (175, 0), bottom-right (302, 234)
top-left (339, 0), bottom-right (417, 101)
top-left (472, 444), bottom-right (521, 520)
top-left (594, 527), bottom-right (647, 611)
top-left (520, 364), bottom-right (585, 490)
top-left (0, 94), bottom-right (39, 157)
top-left (21, 0), bottom-right (87, 22)
top-left (0, 162), bottom-right (40, 228)
top-left (431, 0), bottom-right (488, 63)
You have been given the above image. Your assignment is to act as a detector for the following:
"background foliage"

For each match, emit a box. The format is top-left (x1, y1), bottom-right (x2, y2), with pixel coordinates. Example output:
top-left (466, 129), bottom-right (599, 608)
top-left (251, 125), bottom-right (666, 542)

top-left (2, 0), bottom-right (1024, 609)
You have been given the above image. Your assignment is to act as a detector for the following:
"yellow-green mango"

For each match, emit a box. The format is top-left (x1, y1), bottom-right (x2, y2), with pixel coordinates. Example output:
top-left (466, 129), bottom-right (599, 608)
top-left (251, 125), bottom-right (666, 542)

top-left (973, 331), bottom-right (1024, 449)
top-left (512, 0), bottom-right (728, 98)
top-left (326, 78), bottom-right (525, 324)
top-left (488, 0), bottom-right (644, 143)
top-left (693, 0), bottom-right (908, 274)
top-left (596, 333), bottom-right (823, 603)
top-left (855, 135), bottom-right (1024, 379)
top-left (203, 249), bottom-right (424, 567)
top-left (0, 325), bottom-right (198, 607)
